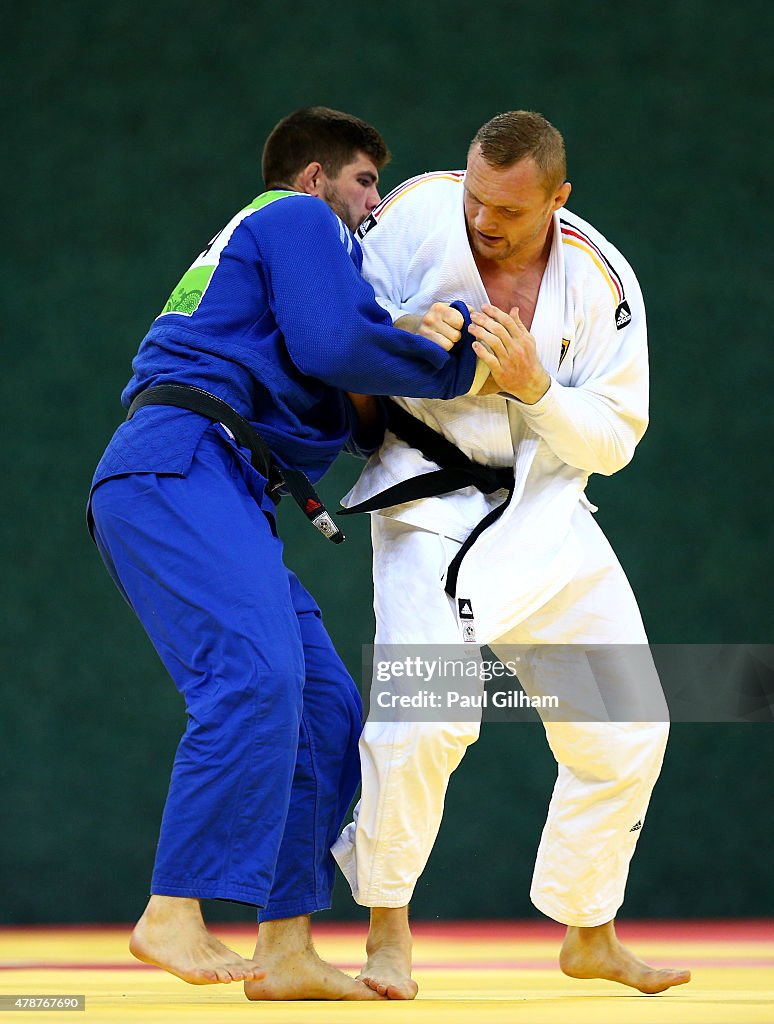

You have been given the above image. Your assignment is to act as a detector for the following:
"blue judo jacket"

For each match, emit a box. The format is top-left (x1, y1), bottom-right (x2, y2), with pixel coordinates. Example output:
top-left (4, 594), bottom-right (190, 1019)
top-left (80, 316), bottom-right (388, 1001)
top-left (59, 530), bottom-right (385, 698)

top-left (92, 190), bottom-right (476, 490)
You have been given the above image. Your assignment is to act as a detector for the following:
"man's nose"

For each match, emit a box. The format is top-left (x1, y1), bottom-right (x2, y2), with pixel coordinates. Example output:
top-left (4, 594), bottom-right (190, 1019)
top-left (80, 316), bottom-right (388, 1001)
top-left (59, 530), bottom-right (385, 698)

top-left (366, 187), bottom-right (381, 211)
top-left (474, 206), bottom-right (498, 232)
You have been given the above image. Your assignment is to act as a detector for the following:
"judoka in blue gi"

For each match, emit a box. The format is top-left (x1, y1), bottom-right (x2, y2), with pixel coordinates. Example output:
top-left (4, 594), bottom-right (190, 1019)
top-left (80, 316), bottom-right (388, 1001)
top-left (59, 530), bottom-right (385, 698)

top-left (87, 108), bottom-right (478, 1000)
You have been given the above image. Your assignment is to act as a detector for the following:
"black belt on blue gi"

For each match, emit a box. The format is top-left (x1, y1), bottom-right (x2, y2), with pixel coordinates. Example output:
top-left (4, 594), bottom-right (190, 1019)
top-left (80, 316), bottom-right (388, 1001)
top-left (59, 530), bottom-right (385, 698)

top-left (339, 399), bottom-right (514, 596)
top-left (126, 383), bottom-right (345, 544)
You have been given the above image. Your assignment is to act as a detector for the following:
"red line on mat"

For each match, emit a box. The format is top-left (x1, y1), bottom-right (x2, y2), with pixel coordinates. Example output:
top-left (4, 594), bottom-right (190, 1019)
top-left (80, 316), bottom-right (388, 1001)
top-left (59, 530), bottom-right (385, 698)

top-left (4, 957), bottom-right (772, 972)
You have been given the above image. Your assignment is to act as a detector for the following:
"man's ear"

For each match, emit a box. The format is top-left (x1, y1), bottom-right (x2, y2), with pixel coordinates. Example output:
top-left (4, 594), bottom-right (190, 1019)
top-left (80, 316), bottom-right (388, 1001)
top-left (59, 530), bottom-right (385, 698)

top-left (553, 181), bottom-right (572, 212)
top-left (295, 161), bottom-right (325, 197)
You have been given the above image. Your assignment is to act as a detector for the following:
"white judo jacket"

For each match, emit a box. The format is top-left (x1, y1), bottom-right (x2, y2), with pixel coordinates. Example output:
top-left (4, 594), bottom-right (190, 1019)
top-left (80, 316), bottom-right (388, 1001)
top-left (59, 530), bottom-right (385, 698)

top-left (343, 171), bottom-right (649, 644)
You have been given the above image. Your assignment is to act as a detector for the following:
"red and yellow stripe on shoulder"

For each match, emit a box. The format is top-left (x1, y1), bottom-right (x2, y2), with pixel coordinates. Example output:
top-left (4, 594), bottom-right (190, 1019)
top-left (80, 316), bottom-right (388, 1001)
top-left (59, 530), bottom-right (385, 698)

top-left (357, 170), bottom-right (465, 240)
top-left (560, 218), bottom-right (632, 330)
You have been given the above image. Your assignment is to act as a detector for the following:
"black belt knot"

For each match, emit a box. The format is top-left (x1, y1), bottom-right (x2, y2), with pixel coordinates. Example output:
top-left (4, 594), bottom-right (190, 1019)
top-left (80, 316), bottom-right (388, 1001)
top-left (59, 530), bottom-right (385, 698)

top-left (126, 384), bottom-right (345, 544)
top-left (339, 399), bottom-right (515, 595)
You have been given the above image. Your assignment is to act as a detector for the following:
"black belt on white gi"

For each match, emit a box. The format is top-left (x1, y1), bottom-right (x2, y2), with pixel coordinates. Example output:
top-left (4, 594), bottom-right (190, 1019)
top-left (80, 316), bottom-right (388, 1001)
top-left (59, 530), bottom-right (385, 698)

top-left (126, 383), bottom-right (345, 544)
top-left (340, 399), bottom-right (514, 595)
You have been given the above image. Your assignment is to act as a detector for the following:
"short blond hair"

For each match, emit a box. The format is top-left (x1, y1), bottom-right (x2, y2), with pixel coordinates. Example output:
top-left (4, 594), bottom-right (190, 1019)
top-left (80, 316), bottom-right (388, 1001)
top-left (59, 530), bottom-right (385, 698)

top-left (471, 111), bottom-right (566, 194)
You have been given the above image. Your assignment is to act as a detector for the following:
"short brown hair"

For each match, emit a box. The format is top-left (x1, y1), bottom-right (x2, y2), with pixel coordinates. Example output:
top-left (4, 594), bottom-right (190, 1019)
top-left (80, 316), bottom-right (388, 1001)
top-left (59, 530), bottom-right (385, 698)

top-left (262, 107), bottom-right (390, 189)
top-left (471, 111), bottom-right (566, 193)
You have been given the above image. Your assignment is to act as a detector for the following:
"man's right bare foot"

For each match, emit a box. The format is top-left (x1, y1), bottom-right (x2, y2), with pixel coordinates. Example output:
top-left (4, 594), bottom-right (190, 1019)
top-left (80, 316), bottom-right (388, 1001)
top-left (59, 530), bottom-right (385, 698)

top-left (244, 916), bottom-right (384, 1001)
top-left (244, 949), bottom-right (384, 1001)
top-left (129, 895), bottom-right (265, 985)
top-left (358, 905), bottom-right (418, 1000)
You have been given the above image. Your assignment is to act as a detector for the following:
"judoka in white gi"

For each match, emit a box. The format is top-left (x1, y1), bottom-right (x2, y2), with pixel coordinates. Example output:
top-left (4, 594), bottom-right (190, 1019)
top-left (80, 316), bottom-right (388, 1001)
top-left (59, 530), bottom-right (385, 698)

top-left (332, 112), bottom-right (691, 998)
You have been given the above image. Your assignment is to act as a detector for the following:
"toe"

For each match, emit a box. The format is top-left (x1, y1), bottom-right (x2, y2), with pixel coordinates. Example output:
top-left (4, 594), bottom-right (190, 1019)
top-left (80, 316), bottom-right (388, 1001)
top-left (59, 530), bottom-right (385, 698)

top-left (641, 968), bottom-right (692, 994)
top-left (195, 969), bottom-right (220, 984)
top-left (666, 969), bottom-right (692, 988)
top-left (385, 981), bottom-right (418, 1000)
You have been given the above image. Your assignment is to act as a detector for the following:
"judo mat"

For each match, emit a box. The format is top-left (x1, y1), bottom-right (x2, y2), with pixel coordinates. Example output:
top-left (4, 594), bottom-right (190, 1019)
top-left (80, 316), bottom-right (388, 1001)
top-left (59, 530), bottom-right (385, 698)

top-left (1, 920), bottom-right (772, 1024)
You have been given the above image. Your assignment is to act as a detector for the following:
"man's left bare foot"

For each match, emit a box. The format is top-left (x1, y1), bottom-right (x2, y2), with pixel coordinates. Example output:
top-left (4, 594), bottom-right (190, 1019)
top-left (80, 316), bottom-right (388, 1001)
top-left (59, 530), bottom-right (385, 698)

top-left (560, 921), bottom-right (691, 994)
top-left (358, 905), bottom-right (418, 1000)
top-left (358, 946), bottom-right (417, 1000)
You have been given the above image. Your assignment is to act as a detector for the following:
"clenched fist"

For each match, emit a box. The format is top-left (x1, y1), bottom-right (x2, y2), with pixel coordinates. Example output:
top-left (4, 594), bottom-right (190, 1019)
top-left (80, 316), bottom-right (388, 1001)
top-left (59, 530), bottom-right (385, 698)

top-left (395, 302), bottom-right (469, 352)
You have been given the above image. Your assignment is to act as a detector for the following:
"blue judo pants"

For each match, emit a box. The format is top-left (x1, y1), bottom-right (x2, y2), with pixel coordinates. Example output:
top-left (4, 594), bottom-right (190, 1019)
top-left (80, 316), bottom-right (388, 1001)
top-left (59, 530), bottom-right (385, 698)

top-left (89, 426), bottom-right (363, 920)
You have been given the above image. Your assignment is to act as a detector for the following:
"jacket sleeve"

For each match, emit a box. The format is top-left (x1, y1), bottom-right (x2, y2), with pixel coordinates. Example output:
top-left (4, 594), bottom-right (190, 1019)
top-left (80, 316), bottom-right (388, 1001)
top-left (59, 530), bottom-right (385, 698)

top-left (253, 195), bottom-right (476, 399)
top-left (511, 267), bottom-right (649, 476)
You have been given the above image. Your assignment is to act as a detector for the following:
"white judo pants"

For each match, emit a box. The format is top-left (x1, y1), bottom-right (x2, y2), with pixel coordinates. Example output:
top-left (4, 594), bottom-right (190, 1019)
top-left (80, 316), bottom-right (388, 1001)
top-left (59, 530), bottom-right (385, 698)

top-left (332, 505), bottom-right (669, 927)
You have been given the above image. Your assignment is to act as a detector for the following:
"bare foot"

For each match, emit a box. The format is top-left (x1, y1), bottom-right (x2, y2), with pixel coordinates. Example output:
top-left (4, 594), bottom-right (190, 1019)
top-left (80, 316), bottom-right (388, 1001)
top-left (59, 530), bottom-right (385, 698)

top-left (244, 915), bottom-right (384, 1001)
top-left (560, 921), bottom-right (691, 994)
top-left (129, 895), bottom-right (265, 985)
top-left (244, 949), bottom-right (383, 1001)
top-left (358, 906), bottom-right (418, 1000)
top-left (358, 947), bottom-right (418, 1000)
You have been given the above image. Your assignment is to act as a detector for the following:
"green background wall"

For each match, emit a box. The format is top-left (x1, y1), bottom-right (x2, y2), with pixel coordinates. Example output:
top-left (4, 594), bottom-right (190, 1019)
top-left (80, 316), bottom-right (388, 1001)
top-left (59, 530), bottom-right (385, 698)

top-left (2, 0), bottom-right (772, 924)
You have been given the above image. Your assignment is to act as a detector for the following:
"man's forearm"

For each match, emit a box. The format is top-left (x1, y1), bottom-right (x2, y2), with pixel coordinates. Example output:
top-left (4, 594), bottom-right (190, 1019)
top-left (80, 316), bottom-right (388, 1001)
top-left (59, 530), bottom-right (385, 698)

top-left (346, 392), bottom-right (382, 431)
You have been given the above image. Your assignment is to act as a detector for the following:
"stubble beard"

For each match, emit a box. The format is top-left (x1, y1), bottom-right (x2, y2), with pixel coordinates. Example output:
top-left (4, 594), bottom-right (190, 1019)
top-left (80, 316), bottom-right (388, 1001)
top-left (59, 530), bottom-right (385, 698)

top-left (468, 226), bottom-right (521, 264)
top-left (468, 211), bottom-right (553, 267)
top-left (322, 182), bottom-right (360, 233)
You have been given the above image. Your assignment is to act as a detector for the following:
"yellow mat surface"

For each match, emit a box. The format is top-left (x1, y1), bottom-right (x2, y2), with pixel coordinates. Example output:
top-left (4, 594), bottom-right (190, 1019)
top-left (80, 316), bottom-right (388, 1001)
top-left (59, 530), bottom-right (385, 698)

top-left (1, 921), bottom-right (772, 1023)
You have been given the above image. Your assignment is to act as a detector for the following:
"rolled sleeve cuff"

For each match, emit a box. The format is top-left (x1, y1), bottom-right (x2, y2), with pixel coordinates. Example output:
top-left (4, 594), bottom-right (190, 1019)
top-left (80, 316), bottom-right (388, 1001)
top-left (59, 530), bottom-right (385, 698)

top-left (465, 358), bottom-right (492, 396)
top-left (500, 377), bottom-right (557, 415)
